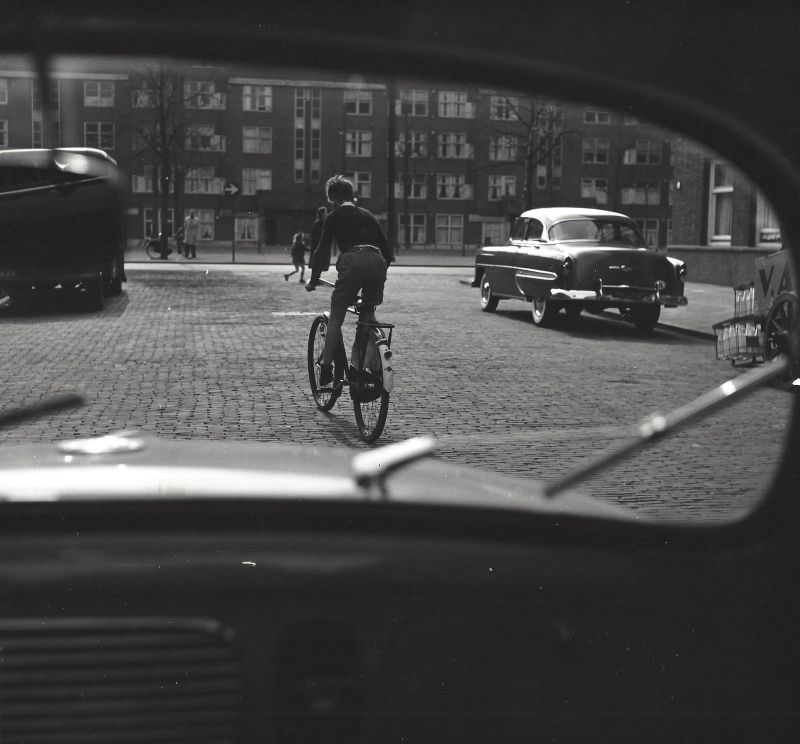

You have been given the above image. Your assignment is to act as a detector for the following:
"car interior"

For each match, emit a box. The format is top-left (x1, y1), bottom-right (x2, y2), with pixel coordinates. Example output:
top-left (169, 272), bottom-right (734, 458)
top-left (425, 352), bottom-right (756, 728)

top-left (0, 3), bottom-right (799, 743)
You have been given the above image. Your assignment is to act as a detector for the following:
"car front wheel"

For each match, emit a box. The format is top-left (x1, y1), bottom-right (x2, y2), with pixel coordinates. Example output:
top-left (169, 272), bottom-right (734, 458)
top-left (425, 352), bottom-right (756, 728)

top-left (480, 277), bottom-right (499, 312)
top-left (531, 298), bottom-right (559, 326)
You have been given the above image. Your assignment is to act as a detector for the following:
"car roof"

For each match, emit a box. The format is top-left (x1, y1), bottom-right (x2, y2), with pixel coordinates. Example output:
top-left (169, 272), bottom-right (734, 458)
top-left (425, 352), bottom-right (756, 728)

top-left (518, 207), bottom-right (631, 225)
top-left (0, 148), bottom-right (117, 166)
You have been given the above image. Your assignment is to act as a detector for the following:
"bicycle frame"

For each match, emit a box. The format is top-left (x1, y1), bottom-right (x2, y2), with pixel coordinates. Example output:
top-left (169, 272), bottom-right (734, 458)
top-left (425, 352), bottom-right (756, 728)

top-left (309, 278), bottom-right (394, 442)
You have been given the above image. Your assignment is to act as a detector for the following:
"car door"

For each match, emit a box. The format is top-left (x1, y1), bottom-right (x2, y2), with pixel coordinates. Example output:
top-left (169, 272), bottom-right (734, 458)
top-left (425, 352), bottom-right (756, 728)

top-left (480, 216), bottom-right (526, 297)
top-left (512, 218), bottom-right (559, 299)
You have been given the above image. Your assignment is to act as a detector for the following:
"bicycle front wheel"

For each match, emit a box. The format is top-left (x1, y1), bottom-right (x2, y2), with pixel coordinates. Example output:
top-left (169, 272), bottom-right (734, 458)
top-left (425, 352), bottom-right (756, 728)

top-left (145, 239), bottom-right (160, 260)
top-left (307, 315), bottom-right (342, 411)
top-left (353, 385), bottom-right (389, 443)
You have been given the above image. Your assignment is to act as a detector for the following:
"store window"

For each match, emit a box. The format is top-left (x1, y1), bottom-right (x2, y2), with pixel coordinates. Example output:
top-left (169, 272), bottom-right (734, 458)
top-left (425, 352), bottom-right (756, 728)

top-left (709, 160), bottom-right (734, 245)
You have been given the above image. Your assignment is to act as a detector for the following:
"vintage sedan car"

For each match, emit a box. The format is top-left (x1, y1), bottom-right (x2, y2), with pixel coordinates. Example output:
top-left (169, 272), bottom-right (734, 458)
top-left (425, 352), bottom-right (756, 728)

top-left (473, 207), bottom-right (688, 332)
top-left (0, 147), bottom-right (126, 311)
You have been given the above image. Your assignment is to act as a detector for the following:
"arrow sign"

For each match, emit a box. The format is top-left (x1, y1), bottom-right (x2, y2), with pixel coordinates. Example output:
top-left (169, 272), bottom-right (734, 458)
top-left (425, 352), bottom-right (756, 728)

top-left (223, 181), bottom-right (240, 197)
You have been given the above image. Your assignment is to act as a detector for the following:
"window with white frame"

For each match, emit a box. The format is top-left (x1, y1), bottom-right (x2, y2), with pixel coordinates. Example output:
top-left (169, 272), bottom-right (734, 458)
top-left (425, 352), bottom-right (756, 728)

top-left (243, 84), bottom-right (272, 112)
top-left (32, 79), bottom-right (59, 112)
top-left (580, 177), bottom-right (608, 205)
top-left (185, 126), bottom-right (226, 152)
top-left (185, 166), bottom-right (222, 194)
top-left (345, 130), bottom-right (372, 157)
top-left (243, 126), bottom-right (272, 154)
top-left (0, 120), bottom-right (7, 147)
top-left (242, 168), bottom-right (272, 195)
top-left (623, 139), bottom-right (662, 165)
top-left (131, 86), bottom-right (154, 108)
top-left (344, 89), bottom-right (373, 115)
top-left (708, 160), bottom-right (734, 244)
top-left (482, 220), bottom-right (509, 245)
top-left (436, 174), bottom-right (470, 199)
top-left (144, 208), bottom-right (174, 238)
top-left (489, 135), bottom-right (518, 161)
top-left (438, 132), bottom-right (472, 159)
top-left (235, 216), bottom-right (258, 241)
top-left (634, 218), bottom-right (659, 246)
top-left (396, 88), bottom-right (428, 116)
top-left (435, 214), bottom-right (464, 244)
top-left (395, 173), bottom-right (427, 199)
top-left (620, 182), bottom-right (661, 205)
top-left (0, 79), bottom-right (7, 105)
top-left (395, 131), bottom-right (427, 157)
top-left (490, 95), bottom-right (519, 120)
top-left (398, 213), bottom-right (426, 244)
top-left (196, 209), bottom-right (216, 240)
top-left (756, 191), bottom-right (782, 246)
top-left (132, 165), bottom-right (155, 193)
top-left (488, 175), bottom-right (517, 200)
top-left (83, 80), bottom-right (114, 107)
top-left (32, 120), bottom-right (42, 148)
top-left (184, 81), bottom-right (225, 110)
top-left (582, 138), bottom-right (610, 164)
top-left (584, 108), bottom-right (610, 124)
top-left (343, 171), bottom-right (372, 199)
top-left (536, 163), bottom-right (547, 189)
top-left (84, 122), bottom-right (115, 150)
top-left (438, 90), bottom-right (474, 118)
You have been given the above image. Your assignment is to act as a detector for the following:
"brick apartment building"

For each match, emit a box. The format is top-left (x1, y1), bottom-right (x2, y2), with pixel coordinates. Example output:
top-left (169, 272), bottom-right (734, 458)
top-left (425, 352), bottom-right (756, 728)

top-left (0, 56), bottom-right (782, 275)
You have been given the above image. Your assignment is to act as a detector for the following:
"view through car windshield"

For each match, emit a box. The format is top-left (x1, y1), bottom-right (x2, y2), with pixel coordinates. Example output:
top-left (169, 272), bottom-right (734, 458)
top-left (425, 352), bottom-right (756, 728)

top-left (0, 54), bottom-right (793, 522)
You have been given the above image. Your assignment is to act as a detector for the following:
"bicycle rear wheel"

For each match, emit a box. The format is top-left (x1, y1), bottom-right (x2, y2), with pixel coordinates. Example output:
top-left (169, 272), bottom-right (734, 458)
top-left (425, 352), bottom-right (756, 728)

top-left (353, 387), bottom-right (389, 443)
top-left (307, 315), bottom-right (342, 411)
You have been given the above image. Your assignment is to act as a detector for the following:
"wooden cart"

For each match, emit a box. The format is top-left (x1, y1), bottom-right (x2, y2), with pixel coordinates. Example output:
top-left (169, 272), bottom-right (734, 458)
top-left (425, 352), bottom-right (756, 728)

top-left (713, 248), bottom-right (797, 367)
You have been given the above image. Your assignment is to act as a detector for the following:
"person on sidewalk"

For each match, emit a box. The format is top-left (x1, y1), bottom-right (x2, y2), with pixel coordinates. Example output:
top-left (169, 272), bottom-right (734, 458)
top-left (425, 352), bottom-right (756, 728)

top-left (306, 175), bottom-right (393, 386)
top-left (284, 232), bottom-right (308, 283)
top-left (183, 211), bottom-right (200, 259)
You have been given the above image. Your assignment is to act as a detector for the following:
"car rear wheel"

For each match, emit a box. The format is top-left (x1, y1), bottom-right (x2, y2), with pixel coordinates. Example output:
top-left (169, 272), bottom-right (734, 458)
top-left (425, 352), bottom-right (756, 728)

top-left (480, 277), bottom-right (499, 312)
top-left (629, 304), bottom-right (660, 333)
top-left (531, 298), bottom-right (559, 326)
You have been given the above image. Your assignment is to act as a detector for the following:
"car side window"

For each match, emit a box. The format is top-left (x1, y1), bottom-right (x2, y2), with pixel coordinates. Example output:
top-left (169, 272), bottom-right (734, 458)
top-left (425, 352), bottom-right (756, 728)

top-left (526, 219), bottom-right (544, 240)
top-left (510, 218), bottom-right (528, 241)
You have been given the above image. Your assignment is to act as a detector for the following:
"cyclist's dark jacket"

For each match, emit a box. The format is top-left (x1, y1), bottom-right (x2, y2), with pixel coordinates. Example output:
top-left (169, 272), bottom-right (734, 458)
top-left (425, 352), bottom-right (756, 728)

top-left (309, 202), bottom-right (393, 280)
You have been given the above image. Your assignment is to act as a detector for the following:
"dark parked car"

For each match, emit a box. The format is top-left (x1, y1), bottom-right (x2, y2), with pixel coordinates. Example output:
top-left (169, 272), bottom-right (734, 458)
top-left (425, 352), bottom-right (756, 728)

top-left (473, 207), bottom-right (687, 332)
top-left (0, 147), bottom-right (126, 310)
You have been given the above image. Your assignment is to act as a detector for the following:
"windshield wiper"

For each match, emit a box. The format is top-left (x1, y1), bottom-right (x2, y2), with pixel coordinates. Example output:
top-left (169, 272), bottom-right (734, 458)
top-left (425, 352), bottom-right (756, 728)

top-left (352, 436), bottom-right (437, 499)
top-left (544, 356), bottom-right (790, 499)
top-left (0, 393), bottom-right (86, 430)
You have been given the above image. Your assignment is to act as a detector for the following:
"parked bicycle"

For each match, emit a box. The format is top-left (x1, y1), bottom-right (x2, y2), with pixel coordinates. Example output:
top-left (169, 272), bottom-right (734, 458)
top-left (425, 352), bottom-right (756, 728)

top-left (307, 278), bottom-right (394, 443)
top-left (143, 233), bottom-right (181, 260)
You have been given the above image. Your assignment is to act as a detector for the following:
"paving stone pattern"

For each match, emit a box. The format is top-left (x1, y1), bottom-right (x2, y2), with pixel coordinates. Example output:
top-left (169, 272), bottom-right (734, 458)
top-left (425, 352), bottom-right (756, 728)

top-left (0, 269), bottom-right (791, 522)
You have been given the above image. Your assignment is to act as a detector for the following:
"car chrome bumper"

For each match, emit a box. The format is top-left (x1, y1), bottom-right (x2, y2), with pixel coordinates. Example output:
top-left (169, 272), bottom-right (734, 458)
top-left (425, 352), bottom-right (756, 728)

top-left (549, 284), bottom-right (688, 307)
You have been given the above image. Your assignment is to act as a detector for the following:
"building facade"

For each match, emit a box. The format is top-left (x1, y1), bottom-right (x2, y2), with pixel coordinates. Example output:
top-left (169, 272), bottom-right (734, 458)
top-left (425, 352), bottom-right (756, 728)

top-left (0, 57), bottom-right (780, 267)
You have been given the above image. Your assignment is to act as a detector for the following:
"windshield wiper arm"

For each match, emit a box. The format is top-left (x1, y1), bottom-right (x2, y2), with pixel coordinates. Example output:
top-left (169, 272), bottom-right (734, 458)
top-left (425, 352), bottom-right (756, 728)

top-left (543, 356), bottom-right (790, 500)
top-left (0, 393), bottom-right (86, 430)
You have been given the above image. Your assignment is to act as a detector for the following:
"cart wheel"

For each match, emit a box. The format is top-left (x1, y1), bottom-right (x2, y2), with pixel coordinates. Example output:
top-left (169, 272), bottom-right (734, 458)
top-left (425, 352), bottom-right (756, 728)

top-left (764, 292), bottom-right (798, 361)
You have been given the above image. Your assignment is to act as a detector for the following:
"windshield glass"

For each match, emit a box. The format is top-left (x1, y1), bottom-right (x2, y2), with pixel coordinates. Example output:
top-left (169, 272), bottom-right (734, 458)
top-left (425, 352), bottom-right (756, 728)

top-left (0, 53), bottom-right (794, 525)
top-left (550, 219), bottom-right (646, 246)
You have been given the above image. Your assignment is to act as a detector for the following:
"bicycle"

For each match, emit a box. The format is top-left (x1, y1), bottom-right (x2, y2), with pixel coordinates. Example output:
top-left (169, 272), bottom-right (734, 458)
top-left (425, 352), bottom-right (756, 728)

top-left (307, 278), bottom-right (395, 443)
top-left (143, 233), bottom-right (180, 260)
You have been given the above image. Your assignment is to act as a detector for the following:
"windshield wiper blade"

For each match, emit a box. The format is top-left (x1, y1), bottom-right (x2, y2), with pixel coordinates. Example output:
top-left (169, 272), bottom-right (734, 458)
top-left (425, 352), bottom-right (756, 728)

top-left (352, 436), bottom-right (437, 499)
top-left (0, 393), bottom-right (86, 430)
top-left (543, 356), bottom-right (790, 499)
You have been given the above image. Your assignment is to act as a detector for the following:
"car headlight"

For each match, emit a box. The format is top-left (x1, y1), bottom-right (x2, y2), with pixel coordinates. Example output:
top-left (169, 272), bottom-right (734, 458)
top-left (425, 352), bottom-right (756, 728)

top-left (677, 262), bottom-right (687, 279)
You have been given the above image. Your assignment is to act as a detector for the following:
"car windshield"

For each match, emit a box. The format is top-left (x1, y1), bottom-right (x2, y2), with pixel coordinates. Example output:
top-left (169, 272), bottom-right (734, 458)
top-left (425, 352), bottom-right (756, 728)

top-left (0, 50), bottom-right (795, 527)
top-left (550, 219), bottom-right (646, 246)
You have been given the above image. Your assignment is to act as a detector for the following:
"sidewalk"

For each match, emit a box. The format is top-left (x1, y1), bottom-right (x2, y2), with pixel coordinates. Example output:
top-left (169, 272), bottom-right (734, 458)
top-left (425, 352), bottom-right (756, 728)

top-left (126, 244), bottom-right (733, 340)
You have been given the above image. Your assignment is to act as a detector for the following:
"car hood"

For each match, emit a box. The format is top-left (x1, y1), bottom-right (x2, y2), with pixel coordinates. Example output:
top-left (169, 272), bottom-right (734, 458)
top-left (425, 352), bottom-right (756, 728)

top-left (0, 432), bottom-right (634, 521)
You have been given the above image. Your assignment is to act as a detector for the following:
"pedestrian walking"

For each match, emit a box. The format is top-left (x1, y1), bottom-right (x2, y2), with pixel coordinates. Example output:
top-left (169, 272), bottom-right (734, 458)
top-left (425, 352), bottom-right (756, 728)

top-left (183, 211), bottom-right (200, 259)
top-left (284, 232), bottom-right (308, 283)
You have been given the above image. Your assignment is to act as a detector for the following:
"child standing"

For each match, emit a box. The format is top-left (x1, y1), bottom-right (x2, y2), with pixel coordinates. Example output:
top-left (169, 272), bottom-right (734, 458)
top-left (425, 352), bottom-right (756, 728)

top-left (284, 232), bottom-right (307, 283)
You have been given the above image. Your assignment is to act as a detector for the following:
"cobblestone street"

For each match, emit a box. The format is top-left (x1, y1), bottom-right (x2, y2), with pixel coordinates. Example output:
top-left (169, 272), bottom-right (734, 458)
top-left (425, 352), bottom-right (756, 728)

top-left (0, 267), bottom-right (792, 522)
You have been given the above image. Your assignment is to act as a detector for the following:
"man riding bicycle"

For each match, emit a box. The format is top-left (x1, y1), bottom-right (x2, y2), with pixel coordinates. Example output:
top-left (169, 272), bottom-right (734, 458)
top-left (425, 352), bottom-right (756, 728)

top-left (306, 175), bottom-right (394, 386)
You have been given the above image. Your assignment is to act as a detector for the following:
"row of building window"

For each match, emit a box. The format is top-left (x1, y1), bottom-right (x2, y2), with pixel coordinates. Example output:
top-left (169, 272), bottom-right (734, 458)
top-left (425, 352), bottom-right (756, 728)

top-left (145, 207), bottom-right (663, 249)
top-left (0, 76), bottom-right (645, 125)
